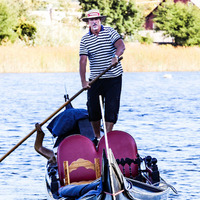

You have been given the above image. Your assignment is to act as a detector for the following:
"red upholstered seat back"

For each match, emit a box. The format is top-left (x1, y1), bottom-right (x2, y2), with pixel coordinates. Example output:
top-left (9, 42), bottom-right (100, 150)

top-left (57, 135), bottom-right (98, 186)
top-left (57, 131), bottom-right (138, 185)
top-left (97, 131), bottom-right (138, 178)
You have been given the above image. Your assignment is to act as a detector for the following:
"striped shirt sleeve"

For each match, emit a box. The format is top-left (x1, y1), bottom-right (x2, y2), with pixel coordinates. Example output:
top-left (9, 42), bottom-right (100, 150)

top-left (108, 27), bottom-right (121, 45)
top-left (79, 37), bottom-right (88, 56)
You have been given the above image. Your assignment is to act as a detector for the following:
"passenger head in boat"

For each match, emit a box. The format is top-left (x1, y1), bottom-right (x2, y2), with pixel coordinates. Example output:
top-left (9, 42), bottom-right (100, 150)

top-left (34, 123), bottom-right (56, 164)
top-left (79, 9), bottom-right (125, 138)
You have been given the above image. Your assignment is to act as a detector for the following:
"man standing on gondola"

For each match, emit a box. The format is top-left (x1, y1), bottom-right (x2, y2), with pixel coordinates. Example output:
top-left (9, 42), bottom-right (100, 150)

top-left (79, 9), bottom-right (125, 139)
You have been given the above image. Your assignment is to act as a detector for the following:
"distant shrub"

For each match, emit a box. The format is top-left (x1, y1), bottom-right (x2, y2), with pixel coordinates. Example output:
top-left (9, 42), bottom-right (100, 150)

top-left (15, 18), bottom-right (37, 45)
top-left (138, 33), bottom-right (153, 44)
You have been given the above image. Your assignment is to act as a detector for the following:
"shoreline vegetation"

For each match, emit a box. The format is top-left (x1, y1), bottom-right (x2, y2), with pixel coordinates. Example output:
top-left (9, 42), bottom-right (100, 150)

top-left (0, 0), bottom-right (200, 73)
top-left (1, 43), bottom-right (200, 73)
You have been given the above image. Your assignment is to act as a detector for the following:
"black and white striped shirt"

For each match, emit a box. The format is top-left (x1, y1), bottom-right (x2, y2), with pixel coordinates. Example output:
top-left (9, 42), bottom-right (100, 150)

top-left (79, 25), bottom-right (123, 80)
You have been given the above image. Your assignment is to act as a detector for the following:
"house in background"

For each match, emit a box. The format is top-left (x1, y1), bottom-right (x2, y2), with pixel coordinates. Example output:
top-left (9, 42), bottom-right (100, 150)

top-left (145, 0), bottom-right (200, 30)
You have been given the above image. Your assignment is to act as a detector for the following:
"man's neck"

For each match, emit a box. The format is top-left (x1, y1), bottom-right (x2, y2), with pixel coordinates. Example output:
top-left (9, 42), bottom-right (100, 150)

top-left (92, 29), bottom-right (100, 36)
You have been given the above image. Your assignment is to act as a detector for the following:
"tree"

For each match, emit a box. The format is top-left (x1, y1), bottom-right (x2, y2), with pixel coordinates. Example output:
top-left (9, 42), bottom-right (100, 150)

top-left (154, 0), bottom-right (200, 46)
top-left (0, 0), bottom-right (37, 45)
top-left (78, 0), bottom-right (144, 39)
top-left (0, 1), bottom-right (18, 43)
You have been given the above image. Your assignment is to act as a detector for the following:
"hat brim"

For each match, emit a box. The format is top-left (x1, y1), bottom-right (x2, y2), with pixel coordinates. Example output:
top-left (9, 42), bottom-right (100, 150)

top-left (82, 16), bottom-right (107, 22)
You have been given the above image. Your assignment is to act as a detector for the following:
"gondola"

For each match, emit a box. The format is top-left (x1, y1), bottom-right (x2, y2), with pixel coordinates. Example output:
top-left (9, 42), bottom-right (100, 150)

top-left (43, 100), bottom-right (175, 200)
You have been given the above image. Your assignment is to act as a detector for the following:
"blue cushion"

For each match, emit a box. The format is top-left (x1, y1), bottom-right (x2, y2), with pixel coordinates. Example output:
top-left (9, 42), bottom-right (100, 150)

top-left (59, 181), bottom-right (100, 198)
top-left (47, 108), bottom-right (88, 137)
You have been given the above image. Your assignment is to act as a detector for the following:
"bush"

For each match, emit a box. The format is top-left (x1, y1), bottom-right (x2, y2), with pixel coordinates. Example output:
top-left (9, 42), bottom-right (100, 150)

top-left (15, 18), bottom-right (37, 45)
top-left (138, 33), bottom-right (153, 45)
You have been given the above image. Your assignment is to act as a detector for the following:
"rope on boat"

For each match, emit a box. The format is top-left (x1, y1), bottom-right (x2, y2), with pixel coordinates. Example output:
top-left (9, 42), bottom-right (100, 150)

top-left (104, 189), bottom-right (124, 196)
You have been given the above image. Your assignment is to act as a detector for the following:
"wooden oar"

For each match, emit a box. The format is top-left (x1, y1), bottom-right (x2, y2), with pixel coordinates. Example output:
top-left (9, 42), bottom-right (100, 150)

top-left (0, 57), bottom-right (123, 162)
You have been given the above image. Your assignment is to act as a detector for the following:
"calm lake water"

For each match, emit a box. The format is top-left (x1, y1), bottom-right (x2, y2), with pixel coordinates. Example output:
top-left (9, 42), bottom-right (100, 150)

top-left (0, 72), bottom-right (200, 200)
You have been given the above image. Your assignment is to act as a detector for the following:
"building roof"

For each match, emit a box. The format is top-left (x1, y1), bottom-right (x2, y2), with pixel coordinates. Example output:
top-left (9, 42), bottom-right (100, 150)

top-left (191, 0), bottom-right (200, 8)
top-left (145, 0), bottom-right (163, 18)
top-left (136, 0), bottom-right (162, 16)
top-left (145, 0), bottom-right (200, 18)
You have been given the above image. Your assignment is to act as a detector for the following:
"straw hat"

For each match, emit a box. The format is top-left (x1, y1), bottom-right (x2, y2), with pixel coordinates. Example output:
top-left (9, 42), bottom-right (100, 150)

top-left (82, 9), bottom-right (107, 22)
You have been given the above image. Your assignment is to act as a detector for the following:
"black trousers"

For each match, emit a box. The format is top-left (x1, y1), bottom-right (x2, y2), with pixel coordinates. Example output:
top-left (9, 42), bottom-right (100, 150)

top-left (87, 75), bottom-right (122, 124)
